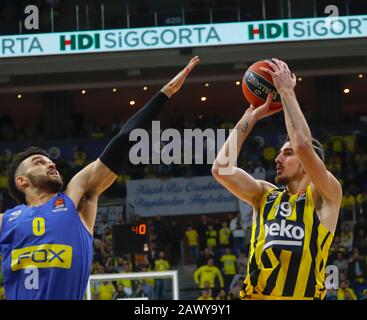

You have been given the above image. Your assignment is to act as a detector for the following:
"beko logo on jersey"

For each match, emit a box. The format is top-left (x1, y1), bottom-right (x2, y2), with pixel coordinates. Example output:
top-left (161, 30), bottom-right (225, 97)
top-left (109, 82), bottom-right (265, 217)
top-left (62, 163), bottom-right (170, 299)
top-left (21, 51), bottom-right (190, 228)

top-left (264, 220), bottom-right (305, 250)
top-left (11, 244), bottom-right (72, 271)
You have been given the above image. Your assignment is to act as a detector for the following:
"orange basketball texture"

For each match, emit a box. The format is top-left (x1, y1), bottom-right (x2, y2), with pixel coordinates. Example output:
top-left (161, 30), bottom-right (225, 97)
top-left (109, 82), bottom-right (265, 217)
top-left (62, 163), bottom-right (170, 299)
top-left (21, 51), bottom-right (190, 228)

top-left (242, 60), bottom-right (282, 109)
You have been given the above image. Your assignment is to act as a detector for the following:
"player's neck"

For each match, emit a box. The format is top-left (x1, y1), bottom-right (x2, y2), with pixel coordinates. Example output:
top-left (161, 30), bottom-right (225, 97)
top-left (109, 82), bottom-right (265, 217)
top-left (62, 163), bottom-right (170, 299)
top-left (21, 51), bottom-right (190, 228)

top-left (25, 189), bottom-right (58, 207)
top-left (286, 175), bottom-right (310, 195)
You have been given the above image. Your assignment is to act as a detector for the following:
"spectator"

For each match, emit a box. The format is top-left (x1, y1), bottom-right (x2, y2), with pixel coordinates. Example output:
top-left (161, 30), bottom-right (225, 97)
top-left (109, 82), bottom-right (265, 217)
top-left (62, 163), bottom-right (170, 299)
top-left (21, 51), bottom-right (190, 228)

top-left (228, 276), bottom-right (245, 300)
top-left (220, 248), bottom-right (237, 291)
top-left (185, 225), bottom-right (199, 264)
top-left (168, 220), bottom-right (182, 267)
top-left (197, 289), bottom-right (214, 300)
top-left (197, 246), bottom-right (215, 268)
top-left (215, 288), bottom-right (229, 300)
top-left (341, 223), bottom-right (354, 253)
top-left (360, 289), bottom-right (367, 301)
top-left (194, 258), bottom-right (224, 295)
top-left (325, 288), bottom-right (338, 300)
top-left (218, 221), bottom-right (231, 254)
top-left (353, 217), bottom-right (367, 244)
top-left (337, 280), bottom-right (357, 300)
top-left (147, 242), bottom-right (159, 269)
top-left (197, 215), bottom-right (209, 250)
top-left (98, 214), bottom-right (110, 235)
top-left (103, 226), bottom-right (113, 249)
top-left (230, 213), bottom-right (246, 255)
top-left (154, 251), bottom-right (170, 300)
top-left (98, 281), bottom-right (115, 300)
top-left (355, 278), bottom-right (367, 299)
top-left (104, 256), bottom-right (118, 273)
top-left (206, 224), bottom-right (218, 250)
top-left (139, 263), bottom-right (156, 300)
top-left (328, 235), bottom-right (347, 262)
top-left (229, 265), bottom-right (246, 296)
top-left (93, 238), bottom-right (108, 265)
top-left (332, 252), bottom-right (349, 276)
top-left (341, 189), bottom-right (356, 221)
top-left (118, 261), bottom-right (133, 297)
top-left (115, 257), bottom-right (125, 273)
top-left (73, 144), bottom-right (87, 168)
top-left (236, 250), bottom-right (248, 273)
top-left (153, 215), bottom-right (168, 251)
top-left (348, 248), bottom-right (367, 285)
top-left (113, 283), bottom-right (127, 300)
top-left (354, 230), bottom-right (367, 254)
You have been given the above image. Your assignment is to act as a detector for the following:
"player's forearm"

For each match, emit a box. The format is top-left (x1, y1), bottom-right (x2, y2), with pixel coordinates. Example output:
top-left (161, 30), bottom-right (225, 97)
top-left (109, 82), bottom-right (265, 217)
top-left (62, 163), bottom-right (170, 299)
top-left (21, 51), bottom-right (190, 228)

top-left (280, 89), bottom-right (312, 148)
top-left (99, 91), bottom-right (169, 174)
top-left (117, 91), bottom-right (168, 134)
top-left (213, 113), bottom-right (257, 172)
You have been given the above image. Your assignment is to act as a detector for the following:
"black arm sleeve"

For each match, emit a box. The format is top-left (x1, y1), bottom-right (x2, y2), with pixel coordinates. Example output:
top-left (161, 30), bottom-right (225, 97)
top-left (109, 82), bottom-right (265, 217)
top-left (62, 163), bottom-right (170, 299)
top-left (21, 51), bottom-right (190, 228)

top-left (99, 91), bottom-right (169, 174)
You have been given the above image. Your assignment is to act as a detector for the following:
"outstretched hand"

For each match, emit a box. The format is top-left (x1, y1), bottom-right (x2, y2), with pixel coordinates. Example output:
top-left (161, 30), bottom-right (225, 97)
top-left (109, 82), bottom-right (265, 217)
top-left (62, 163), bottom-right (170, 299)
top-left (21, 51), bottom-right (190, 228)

top-left (161, 56), bottom-right (200, 98)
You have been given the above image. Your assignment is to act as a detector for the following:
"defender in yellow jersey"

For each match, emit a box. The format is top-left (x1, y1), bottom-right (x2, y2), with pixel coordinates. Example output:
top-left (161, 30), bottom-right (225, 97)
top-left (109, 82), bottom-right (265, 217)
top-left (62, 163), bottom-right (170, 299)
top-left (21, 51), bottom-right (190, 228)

top-left (212, 59), bottom-right (342, 300)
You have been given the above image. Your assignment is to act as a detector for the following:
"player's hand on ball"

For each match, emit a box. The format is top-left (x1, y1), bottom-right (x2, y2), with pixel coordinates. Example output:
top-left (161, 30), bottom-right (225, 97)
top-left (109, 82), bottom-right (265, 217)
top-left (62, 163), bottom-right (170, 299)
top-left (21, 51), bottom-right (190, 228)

top-left (161, 56), bottom-right (200, 98)
top-left (260, 58), bottom-right (296, 94)
top-left (245, 94), bottom-right (283, 121)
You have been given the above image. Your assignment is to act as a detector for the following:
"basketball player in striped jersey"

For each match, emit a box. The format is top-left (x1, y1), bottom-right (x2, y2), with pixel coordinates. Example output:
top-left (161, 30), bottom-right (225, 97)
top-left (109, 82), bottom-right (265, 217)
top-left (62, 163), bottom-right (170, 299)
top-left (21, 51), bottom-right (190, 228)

top-left (212, 58), bottom-right (342, 300)
top-left (0, 56), bottom-right (200, 300)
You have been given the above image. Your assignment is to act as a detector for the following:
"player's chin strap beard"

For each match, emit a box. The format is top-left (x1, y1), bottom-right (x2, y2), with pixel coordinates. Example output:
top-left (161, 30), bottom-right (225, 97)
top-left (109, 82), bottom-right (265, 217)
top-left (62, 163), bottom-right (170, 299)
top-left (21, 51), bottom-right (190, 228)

top-left (27, 173), bottom-right (63, 194)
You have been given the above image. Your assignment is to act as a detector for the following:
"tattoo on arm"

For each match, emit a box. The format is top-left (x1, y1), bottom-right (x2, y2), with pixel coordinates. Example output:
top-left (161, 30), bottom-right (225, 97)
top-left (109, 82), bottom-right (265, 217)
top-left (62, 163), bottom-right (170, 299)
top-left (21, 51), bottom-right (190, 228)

top-left (241, 121), bottom-right (249, 133)
top-left (283, 100), bottom-right (297, 130)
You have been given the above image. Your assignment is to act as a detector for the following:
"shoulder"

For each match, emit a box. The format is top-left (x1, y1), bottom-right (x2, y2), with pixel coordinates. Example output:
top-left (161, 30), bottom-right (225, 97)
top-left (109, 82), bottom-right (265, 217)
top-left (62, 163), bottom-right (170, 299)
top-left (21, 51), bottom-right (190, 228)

top-left (254, 180), bottom-right (278, 207)
top-left (311, 171), bottom-right (342, 205)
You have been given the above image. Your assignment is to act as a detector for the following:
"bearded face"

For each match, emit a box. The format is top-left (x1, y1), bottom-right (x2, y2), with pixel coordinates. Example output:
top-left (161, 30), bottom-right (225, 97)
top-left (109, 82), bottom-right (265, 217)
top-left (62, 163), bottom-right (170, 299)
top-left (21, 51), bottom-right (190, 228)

top-left (27, 171), bottom-right (63, 193)
top-left (16, 154), bottom-right (63, 195)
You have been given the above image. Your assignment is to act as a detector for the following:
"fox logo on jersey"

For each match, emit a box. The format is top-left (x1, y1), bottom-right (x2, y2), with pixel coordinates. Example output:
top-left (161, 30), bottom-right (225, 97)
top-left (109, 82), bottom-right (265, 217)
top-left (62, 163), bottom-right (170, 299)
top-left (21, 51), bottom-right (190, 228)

top-left (264, 219), bottom-right (305, 252)
top-left (11, 244), bottom-right (72, 271)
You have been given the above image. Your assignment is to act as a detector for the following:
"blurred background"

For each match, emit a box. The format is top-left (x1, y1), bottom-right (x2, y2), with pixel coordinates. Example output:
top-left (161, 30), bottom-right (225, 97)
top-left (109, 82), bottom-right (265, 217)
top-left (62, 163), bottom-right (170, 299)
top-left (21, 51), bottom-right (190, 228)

top-left (0, 0), bottom-right (366, 300)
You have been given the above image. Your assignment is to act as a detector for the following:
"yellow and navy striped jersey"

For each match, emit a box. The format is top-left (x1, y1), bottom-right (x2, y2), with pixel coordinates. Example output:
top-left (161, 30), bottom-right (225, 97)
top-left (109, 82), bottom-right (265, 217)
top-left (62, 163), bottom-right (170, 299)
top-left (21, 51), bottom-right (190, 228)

top-left (240, 185), bottom-right (333, 300)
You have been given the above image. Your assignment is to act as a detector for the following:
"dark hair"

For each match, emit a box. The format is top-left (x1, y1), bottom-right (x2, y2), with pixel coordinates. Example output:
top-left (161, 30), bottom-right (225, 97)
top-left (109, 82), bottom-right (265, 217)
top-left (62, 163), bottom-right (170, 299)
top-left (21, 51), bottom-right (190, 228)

top-left (7, 147), bottom-right (50, 204)
top-left (284, 136), bottom-right (325, 162)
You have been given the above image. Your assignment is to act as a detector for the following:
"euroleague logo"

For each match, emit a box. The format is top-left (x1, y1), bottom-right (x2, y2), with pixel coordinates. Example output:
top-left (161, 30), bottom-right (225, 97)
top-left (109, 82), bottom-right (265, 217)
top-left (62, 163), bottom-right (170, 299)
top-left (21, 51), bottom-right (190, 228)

top-left (52, 197), bottom-right (68, 213)
top-left (263, 201), bottom-right (305, 251)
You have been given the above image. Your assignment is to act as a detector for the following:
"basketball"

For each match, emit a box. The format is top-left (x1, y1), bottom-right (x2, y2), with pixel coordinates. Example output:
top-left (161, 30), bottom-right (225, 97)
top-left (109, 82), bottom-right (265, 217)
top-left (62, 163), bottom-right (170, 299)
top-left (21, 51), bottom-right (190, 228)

top-left (242, 60), bottom-right (282, 109)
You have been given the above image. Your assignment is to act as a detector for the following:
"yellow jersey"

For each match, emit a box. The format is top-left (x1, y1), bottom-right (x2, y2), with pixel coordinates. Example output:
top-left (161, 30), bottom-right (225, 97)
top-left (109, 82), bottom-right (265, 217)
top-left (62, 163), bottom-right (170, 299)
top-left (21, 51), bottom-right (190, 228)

top-left (220, 254), bottom-right (237, 275)
top-left (240, 186), bottom-right (333, 300)
top-left (194, 265), bottom-right (225, 288)
top-left (219, 227), bottom-right (231, 246)
top-left (98, 283), bottom-right (115, 300)
top-left (155, 259), bottom-right (170, 272)
top-left (185, 230), bottom-right (199, 246)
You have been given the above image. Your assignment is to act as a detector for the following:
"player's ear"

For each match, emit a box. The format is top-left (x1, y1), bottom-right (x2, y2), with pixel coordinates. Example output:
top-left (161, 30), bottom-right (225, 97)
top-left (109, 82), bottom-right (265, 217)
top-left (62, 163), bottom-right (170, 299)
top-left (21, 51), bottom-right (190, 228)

top-left (15, 175), bottom-right (29, 190)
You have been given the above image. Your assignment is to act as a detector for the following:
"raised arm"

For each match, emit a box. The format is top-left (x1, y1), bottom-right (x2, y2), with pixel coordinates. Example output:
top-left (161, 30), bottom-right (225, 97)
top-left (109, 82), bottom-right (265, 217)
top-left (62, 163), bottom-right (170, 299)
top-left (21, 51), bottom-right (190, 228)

top-left (65, 56), bottom-right (200, 230)
top-left (261, 59), bottom-right (342, 204)
top-left (212, 95), bottom-right (281, 209)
